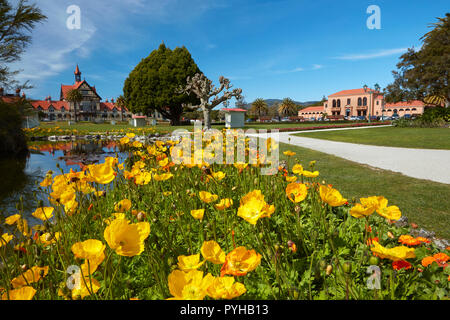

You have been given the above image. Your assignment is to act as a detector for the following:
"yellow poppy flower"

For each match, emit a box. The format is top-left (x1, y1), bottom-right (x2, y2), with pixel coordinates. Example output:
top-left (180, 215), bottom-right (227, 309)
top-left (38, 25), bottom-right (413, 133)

top-left (377, 205), bottom-right (402, 221)
top-left (190, 209), bottom-right (205, 220)
top-left (215, 198), bottom-right (233, 210)
top-left (153, 173), bottom-right (174, 181)
top-left (198, 191), bottom-right (218, 203)
top-left (211, 171), bottom-right (226, 181)
top-left (11, 266), bottom-right (49, 288)
top-left (237, 190), bottom-right (274, 225)
top-left (220, 246), bottom-right (262, 277)
top-left (71, 239), bottom-right (106, 262)
top-left (349, 204), bottom-right (374, 218)
top-left (302, 170), bottom-right (319, 178)
top-left (370, 240), bottom-right (415, 261)
top-left (36, 232), bottom-right (61, 246)
top-left (104, 218), bottom-right (150, 257)
top-left (167, 269), bottom-right (214, 300)
top-left (285, 182), bottom-right (308, 203)
top-left (319, 185), bottom-right (347, 207)
top-left (134, 171), bottom-right (152, 185)
top-left (126, 132), bottom-right (135, 138)
top-left (0, 233), bottom-right (13, 248)
top-left (201, 240), bottom-right (226, 264)
top-left (292, 164), bottom-right (303, 175)
top-left (4, 214), bottom-right (21, 225)
top-left (71, 276), bottom-right (101, 299)
top-left (285, 176), bottom-right (297, 182)
top-left (114, 199), bottom-right (132, 212)
top-left (120, 136), bottom-right (130, 144)
top-left (177, 254), bottom-right (206, 271)
top-left (207, 276), bottom-right (246, 300)
top-left (31, 207), bottom-right (54, 221)
top-left (283, 150), bottom-right (296, 157)
top-left (1, 286), bottom-right (36, 300)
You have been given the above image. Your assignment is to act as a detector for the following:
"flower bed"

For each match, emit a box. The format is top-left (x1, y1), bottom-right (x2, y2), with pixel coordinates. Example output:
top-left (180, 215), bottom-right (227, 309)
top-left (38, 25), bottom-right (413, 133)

top-left (278, 122), bottom-right (391, 132)
top-left (0, 131), bottom-right (448, 300)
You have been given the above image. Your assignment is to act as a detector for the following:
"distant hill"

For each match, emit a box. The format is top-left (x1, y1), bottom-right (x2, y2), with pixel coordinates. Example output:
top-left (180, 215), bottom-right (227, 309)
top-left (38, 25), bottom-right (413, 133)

top-left (240, 99), bottom-right (321, 109)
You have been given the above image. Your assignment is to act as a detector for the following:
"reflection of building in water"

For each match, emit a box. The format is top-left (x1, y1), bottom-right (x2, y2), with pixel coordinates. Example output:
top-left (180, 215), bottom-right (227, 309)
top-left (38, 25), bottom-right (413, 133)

top-left (29, 65), bottom-right (132, 122)
top-left (31, 141), bottom-right (119, 170)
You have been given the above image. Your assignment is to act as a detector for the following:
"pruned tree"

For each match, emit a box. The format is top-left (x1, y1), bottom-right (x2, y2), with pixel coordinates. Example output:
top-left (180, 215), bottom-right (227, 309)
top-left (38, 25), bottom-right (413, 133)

top-left (180, 73), bottom-right (243, 129)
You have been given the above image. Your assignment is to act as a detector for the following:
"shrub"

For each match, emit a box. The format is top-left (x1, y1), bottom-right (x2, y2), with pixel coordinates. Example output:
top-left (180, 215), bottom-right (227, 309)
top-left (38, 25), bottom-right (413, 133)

top-left (0, 100), bottom-right (28, 158)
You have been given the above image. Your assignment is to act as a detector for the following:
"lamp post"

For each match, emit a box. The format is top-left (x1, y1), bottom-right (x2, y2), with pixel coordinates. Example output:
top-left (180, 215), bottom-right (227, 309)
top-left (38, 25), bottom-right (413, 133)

top-left (363, 83), bottom-right (380, 123)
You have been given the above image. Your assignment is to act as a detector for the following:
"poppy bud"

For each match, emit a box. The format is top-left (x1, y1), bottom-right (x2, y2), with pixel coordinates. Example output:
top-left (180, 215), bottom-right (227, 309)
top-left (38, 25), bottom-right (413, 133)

top-left (136, 212), bottom-right (145, 221)
top-left (369, 256), bottom-right (379, 265)
top-left (21, 264), bottom-right (27, 271)
top-left (326, 265), bottom-right (333, 275)
top-left (387, 231), bottom-right (394, 239)
top-left (319, 259), bottom-right (327, 270)
top-left (343, 262), bottom-right (352, 274)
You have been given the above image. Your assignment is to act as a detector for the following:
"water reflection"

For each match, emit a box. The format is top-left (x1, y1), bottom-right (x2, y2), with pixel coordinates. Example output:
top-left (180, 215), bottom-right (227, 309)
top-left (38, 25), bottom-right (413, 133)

top-left (0, 140), bottom-right (126, 219)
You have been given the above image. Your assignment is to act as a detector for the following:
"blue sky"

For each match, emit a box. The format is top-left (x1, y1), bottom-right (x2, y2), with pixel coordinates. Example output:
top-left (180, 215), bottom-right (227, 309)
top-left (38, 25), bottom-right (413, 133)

top-left (13, 0), bottom-right (449, 105)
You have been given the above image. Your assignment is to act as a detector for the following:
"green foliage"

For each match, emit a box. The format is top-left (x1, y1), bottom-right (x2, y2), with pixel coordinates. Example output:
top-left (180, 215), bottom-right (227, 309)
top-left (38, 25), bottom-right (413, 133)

top-left (384, 14), bottom-right (450, 107)
top-left (393, 107), bottom-right (450, 127)
top-left (123, 43), bottom-right (201, 125)
top-left (0, 0), bottom-right (46, 89)
top-left (0, 99), bottom-right (28, 157)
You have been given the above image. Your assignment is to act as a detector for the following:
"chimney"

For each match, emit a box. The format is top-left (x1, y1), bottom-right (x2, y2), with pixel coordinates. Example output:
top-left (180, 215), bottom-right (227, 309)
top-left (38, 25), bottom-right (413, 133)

top-left (106, 99), bottom-right (109, 103)
top-left (111, 98), bottom-right (115, 103)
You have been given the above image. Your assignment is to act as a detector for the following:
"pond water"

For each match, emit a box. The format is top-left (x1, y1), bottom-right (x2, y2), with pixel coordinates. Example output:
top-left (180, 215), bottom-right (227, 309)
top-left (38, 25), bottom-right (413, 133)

top-left (0, 140), bottom-right (128, 222)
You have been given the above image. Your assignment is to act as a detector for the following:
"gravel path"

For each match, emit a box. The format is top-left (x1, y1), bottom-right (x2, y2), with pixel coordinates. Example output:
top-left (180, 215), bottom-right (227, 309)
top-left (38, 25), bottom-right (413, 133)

top-left (248, 126), bottom-right (450, 185)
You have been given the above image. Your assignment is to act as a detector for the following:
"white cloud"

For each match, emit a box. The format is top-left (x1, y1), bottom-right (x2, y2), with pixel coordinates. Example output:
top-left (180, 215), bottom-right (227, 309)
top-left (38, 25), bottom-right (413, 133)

top-left (333, 48), bottom-right (408, 60)
top-left (312, 64), bottom-right (323, 70)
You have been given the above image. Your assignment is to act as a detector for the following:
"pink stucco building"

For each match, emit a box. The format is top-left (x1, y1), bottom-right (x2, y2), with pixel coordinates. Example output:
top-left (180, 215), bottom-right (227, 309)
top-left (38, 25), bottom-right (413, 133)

top-left (299, 88), bottom-right (431, 119)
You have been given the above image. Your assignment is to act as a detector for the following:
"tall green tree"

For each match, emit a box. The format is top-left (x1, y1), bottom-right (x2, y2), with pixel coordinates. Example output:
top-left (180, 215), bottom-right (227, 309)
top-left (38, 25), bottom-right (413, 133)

top-left (384, 13), bottom-right (450, 108)
top-left (123, 43), bottom-right (201, 125)
top-left (0, 0), bottom-right (46, 89)
top-left (250, 98), bottom-right (268, 120)
top-left (66, 89), bottom-right (83, 122)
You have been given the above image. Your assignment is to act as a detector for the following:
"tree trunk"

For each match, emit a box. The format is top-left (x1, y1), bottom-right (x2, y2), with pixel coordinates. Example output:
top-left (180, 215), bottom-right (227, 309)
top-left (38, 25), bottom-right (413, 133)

top-left (203, 108), bottom-right (211, 130)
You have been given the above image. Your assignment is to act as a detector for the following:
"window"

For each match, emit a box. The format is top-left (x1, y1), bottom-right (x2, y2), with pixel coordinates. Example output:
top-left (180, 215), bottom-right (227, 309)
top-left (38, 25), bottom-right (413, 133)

top-left (347, 98), bottom-right (351, 105)
top-left (332, 99), bottom-right (336, 108)
top-left (358, 98), bottom-right (362, 106)
top-left (337, 99), bottom-right (341, 108)
top-left (48, 106), bottom-right (54, 112)
top-left (376, 101), bottom-right (379, 105)
top-left (363, 97), bottom-right (367, 106)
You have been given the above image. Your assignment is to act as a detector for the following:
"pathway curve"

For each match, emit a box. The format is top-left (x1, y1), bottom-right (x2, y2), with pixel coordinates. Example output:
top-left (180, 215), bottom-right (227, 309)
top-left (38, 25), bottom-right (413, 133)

top-left (248, 126), bottom-right (450, 184)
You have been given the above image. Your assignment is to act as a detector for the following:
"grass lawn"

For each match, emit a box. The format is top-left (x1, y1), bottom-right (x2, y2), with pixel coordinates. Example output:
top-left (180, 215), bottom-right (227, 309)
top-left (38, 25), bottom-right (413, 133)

top-left (36, 121), bottom-right (340, 134)
top-left (279, 143), bottom-right (450, 239)
top-left (294, 126), bottom-right (450, 150)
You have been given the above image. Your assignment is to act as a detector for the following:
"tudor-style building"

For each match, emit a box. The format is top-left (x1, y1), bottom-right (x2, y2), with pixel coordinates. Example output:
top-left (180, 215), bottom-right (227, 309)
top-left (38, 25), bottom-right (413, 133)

top-left (30, 65), bottom-right (132, 121)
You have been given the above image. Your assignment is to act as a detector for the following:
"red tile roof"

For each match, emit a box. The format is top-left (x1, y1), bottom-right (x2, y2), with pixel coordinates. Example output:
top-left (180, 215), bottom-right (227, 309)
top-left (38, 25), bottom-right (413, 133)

top-left (31, 100), bottom-right (69, 111)
top-left (329, 88), bottom-right (380, 97)
top-left (222, 108), bottom-right (247, 112)
top-left (100, 102), bottom-right (128, 112)
top-left (385, 100), bottom-right (426, 108)
top-left (299, 106), bottom-right (324, 113)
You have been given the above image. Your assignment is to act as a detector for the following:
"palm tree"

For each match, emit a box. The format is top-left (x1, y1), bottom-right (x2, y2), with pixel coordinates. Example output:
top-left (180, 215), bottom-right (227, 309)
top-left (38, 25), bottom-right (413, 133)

top-left (278, 98), bottom-right (298, 117)
top-left (66, 89), bottom-right (83, 122)
top-left (116, 95), bottom-right (127, 122)
top-left (250, 98), bottom-right (268, 121)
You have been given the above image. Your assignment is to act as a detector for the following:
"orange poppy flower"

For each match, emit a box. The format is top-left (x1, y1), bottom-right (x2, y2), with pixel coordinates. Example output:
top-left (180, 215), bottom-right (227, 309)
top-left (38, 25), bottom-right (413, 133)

top-left (220, 247), bottom-right (261, 277)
